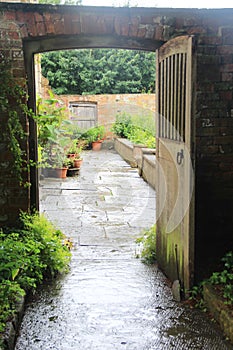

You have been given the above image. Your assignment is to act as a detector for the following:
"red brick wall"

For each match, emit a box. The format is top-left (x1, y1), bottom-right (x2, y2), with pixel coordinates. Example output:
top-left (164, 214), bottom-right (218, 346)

top-left (195, 36), bottom-right (233, 271)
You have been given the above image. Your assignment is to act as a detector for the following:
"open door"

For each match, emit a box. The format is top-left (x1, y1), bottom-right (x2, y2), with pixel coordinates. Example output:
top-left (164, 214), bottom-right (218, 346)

top-left (156, 36), bottom-right (196, 293)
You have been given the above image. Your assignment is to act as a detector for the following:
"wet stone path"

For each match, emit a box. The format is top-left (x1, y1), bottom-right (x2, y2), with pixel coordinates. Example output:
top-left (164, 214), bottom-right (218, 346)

top-left (15, 149), bottom-right (232, 350)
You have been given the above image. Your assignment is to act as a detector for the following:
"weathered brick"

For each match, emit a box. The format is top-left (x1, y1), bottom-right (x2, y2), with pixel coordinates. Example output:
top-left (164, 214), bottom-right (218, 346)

top-left (220, 54), bottom-right (233, 64)
top-left (198, 36), bottom-right (222, 45)
top-left (63, 13), bottom-right (72, 34)
top-left (220, 64), bottom-right (233, 72)
top-left (36, 21), bottom-right (46, 36)
top-left (221, 27), bottom-right (233, 45)
top-left (213, 135), bottom-right (233, 145)
top-left (114, 17), bottom-right (129, 36)
top-left (154, 25), bottom-right (164, 41)
top-left (54, 19), bottom-right (64, 35)
top-left (137, 25), bottom-right (146, 38)
top-left (198, 54), bottom-right (220, 65)
top-left (71, 20), bottom-right (81, 35)
top-left (219, 91), bottom-right (232, 100)
top-left (197, 64), bottom-right (221, 82)
top-left (198, 45), bottom-right (217, 55)
top-left (217, 45), bottom-right (233, 55)
top-left (4, 11), bottom-right (16, 21)
top-left (129, 16), bottom-right (140, 37)
top-left (187, 26), bottom-right (207, 35)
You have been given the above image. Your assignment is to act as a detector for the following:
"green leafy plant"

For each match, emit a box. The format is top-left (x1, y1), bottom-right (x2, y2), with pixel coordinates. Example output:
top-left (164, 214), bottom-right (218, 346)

top-left (187, 282), bottom-right (207, 311)
top-left (81, 126), bottom-right (105, 144)
top-left (35, 91), bottom-right (70, 147)
top-left (0, 213), bottom-right (71, 337)
top-left (136, 225), bottom-right (156, 264)
top-left (112, 112), bottom-right (156, 148)
top-left (129, 127), bottom-right (156, 148)
top-left (111, 113), bottom-right (134, 138)
top-left (188, 251), bottom-right (233, 312)
top-left (20, 213), bottom-right (71, 277)
top-left (209, 251), bottom-right (233, 305)
top-left (35, 91), bottom-right (77, 169)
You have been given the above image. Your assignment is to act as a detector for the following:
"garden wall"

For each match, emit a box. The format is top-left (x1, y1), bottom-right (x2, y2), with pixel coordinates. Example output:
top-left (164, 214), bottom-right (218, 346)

top-left (39, 75), bottom-right (156, 132)
top-left (60, 93), bottom-right (156, 132)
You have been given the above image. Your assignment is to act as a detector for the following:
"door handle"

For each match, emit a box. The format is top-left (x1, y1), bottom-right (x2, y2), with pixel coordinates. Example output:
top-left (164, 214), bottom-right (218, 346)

top-left (176, 149), bottom-right (184, 165)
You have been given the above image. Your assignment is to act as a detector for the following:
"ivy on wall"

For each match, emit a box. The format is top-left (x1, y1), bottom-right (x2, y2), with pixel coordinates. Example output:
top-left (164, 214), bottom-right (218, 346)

top-left (0, 60), bottom-right (31, 187)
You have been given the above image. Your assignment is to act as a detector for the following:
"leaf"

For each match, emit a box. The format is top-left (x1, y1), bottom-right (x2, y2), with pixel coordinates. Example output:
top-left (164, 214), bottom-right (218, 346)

top-left (11, 268), bottom-right (20, 281)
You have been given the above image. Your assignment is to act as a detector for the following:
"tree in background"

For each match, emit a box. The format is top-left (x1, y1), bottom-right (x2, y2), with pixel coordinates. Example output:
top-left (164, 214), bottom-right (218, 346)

top-left (41, 49), bottom-right (155, 95)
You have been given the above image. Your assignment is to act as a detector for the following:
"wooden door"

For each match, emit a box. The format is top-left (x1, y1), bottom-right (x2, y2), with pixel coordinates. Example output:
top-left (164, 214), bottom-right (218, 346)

top-left (69, 102), bottom-right (97, 130)
top-left (156, 36), bottom-right (196, 293)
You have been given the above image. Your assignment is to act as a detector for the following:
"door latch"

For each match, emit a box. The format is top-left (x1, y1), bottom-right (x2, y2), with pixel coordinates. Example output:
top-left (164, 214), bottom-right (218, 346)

top-left (176, 149), bottom-right (184, 165)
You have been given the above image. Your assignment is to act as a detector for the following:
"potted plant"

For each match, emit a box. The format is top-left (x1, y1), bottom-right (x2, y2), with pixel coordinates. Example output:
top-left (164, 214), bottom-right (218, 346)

top-left (67, 139), bottom-right (79, 159)
top-left (81, 126), bottom-right (105, 151)
top-left (39, 121), bottom-right (71, 178)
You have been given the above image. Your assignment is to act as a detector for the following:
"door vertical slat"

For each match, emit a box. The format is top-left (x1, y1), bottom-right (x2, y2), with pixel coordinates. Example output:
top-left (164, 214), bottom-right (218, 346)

top-left (176, 53), bottom-right (181, 141)
top-left (170, 55), bottom-right (174, 140)
top-left (160, 61), bottom-right (164, 137)
top-left (180, 53), bottom-right (187, 141)
top-left (164, 58), bottom-right (167, 138)
top-left (166, 57), bottom-right (170, 139)
top-left (173, 54), bottom-right (178, 141)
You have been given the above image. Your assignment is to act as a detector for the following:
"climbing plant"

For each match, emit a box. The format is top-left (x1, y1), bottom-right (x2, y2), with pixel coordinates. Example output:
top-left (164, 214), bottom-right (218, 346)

top-left (0, 61), bottom-right (32, 186)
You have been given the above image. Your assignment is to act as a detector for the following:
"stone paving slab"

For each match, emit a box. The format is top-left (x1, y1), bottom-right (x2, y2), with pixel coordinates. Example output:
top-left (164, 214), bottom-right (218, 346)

top-left (15, 149), bottom-right (233, 350)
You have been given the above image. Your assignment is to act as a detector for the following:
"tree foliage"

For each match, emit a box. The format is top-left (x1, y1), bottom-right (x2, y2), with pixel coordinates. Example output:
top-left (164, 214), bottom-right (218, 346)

top-left (41, 49), bottom-right (155, 95)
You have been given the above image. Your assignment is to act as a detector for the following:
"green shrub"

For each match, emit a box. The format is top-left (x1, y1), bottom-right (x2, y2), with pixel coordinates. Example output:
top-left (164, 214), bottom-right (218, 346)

top-left (111, 113), bottom-right (134, 138)
top-left (112, 112), bottom-right (156, 148)
top-left (136, 225), bottom-right (156, 264)
top-left (129, 127), bottom-right (156, 148)
top-left (0, 213), bottom-right (71, 337)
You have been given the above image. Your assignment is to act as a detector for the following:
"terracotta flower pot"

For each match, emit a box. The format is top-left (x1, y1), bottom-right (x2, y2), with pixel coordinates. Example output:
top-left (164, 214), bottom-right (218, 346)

top-left (73, 159), bottom-right (83, 168)
top-left (92, 141), bottom-right (102, 151)
top-left (54, 167), bottom-right (68, 178)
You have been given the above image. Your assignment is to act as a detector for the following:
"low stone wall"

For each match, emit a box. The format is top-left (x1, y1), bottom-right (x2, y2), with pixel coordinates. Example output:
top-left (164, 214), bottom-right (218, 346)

top-left (203, 284), bottom-right (233, 343)
top-left (142, 154), bottom-right (156, 190)
top-left (114, 138), bottom-right (136, 168)
top-left (114, 138), bottom-right (156, 190)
